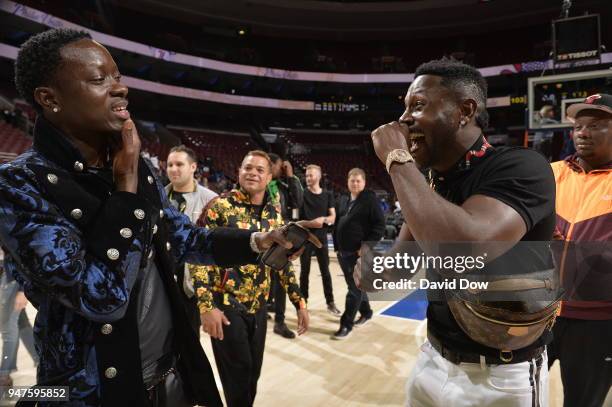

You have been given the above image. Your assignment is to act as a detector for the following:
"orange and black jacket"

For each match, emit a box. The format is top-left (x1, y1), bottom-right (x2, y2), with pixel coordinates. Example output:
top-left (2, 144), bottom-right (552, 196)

top-left (551, 155), bottom-right (612, 319)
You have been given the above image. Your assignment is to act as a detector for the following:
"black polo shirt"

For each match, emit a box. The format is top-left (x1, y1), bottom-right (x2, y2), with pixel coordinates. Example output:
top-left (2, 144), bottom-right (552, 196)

top-left (427, 136), bottom-right (556, 356)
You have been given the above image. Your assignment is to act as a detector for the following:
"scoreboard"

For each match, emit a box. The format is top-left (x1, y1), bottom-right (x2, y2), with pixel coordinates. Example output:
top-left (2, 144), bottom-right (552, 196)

top-left (527, 69), bottom-right (612, 129)
top-left (314, 102), bottom-right (368, 112)
top-left (553, 14), bottom-right (601, 64)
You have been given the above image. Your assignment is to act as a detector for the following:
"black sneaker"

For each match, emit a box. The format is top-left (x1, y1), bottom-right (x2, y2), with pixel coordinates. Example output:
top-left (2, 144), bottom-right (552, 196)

top-left (326, 302), bottom-right (341, 316)
top-left (273, 322), bottom-right (296, 339)
top-left (331, 326), bottom-right (352, 340)
top-left (353, 315), bottom-right (372, 328)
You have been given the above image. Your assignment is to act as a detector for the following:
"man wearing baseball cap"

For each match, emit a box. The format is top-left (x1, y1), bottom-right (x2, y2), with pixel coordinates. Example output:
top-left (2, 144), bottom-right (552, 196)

top-left (548, 93), bottom-right (612, 406)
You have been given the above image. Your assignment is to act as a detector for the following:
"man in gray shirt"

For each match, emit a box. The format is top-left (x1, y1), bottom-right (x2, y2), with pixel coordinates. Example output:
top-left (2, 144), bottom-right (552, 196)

top-left (165, 145), bottom-right (218, 333)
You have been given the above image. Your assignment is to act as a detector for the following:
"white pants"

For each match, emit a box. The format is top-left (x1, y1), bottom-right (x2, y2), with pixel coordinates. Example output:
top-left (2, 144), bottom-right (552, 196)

top-left (406, 341), bottom-right (548, 407)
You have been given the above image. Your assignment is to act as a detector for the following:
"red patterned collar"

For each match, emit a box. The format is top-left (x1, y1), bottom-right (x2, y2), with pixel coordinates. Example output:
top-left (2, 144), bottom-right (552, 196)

top-left (430, 135), bottom-right (494, 184)
top-left (462, 136), bottom-right (493, 170)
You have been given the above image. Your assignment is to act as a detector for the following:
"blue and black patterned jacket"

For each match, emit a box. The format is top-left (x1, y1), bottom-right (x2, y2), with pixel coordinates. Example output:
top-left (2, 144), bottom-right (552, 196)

top-left (0, 117), bottom-right (257, 406)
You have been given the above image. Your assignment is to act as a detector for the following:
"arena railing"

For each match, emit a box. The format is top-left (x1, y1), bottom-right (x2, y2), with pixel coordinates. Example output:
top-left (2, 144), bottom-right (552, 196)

top-left (3, 0), bottom-right (611, 84)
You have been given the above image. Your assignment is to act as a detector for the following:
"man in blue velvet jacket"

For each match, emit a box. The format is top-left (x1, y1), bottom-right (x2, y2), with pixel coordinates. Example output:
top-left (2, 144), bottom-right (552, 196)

top-left (0, 28), bottom-right (298, 407)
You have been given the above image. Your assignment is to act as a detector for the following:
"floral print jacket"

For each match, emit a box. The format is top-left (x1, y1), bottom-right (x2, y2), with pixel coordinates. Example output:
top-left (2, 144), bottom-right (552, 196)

top-left (192, 188), bottom-right (305, 314)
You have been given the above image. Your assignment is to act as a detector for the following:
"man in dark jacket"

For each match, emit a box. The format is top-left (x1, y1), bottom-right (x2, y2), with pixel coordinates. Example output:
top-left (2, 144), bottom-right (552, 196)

top-left (0, 28), bottom-right (301, 407)
top-left (332, 168), bottom-right (385, 339)
top-left (267, 153), bottom-right (304, 338)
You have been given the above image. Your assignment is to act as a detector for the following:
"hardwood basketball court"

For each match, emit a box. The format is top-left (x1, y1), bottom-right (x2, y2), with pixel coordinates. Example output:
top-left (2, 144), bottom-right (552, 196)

top-left (8, 252), bottom-right (608, 406)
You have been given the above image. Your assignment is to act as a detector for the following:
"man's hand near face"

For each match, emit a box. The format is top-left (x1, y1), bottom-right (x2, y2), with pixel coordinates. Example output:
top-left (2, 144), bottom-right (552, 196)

top-left (371, 121), bottom-right (410, 165)
top-left (112, 119), bottom-right (141, 193)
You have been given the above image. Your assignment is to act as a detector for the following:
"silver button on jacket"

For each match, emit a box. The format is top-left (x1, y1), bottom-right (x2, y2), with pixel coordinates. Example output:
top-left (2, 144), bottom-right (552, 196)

top-left (106, 248), bottom-right (120, 261)
top-left (104, 367), bottom-right (117, 379)
top-left (47, 173), bottom-right (58, 184)
top-left (101, 324), bottom-right (113, 335)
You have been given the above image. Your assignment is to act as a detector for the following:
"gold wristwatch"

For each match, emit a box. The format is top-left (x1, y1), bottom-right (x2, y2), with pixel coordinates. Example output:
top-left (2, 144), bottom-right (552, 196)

top-left (385, 149), bottom-right (414, 173)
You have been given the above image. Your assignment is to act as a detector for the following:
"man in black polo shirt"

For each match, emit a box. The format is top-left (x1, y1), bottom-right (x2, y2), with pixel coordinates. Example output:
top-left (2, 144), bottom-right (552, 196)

top-left (300, 164), bottom-right (341, 315)
top-left (365, 59), bottom-right (556, 406)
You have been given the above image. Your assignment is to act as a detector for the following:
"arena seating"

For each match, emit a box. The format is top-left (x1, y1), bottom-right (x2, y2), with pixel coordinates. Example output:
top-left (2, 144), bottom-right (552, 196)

top-left (0, 121), bottom-right (32, 163)
top-left (281, 132), bottom-right (393, 193)
top-left (176, 129), bottom-right (256, 181)
top-left (141, 138), bottom-right (171, 164)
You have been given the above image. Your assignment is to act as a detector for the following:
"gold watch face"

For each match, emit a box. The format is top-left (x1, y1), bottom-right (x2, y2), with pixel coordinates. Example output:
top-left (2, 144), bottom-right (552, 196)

top-left (394, 149), bottom-right (410, 161)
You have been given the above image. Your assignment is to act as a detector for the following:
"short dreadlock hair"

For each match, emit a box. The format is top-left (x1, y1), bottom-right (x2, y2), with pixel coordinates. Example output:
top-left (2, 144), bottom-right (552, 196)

top-left (414, 58), bottom-right (489, 129)
top-left (14, 28), bottom-right (92, 112)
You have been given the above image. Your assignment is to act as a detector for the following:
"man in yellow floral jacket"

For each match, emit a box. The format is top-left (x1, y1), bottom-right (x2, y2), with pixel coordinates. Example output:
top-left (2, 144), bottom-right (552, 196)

top-left (192, 150), bottom-right (311, 407)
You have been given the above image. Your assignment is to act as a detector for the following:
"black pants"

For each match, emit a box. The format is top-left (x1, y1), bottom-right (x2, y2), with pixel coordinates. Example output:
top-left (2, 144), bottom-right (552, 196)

top-left (547, 317), bottom-right (612, 407)
top-left (299, 239), bottom-right (334, 304)
top-left (211, 307), bottom-right (267, 407)
top-left (270, 268), bottom-right (287, 324)
top-left (338, 252), bottom-right (372, 329)
top-left (177, 267), bottom-right (201, 336)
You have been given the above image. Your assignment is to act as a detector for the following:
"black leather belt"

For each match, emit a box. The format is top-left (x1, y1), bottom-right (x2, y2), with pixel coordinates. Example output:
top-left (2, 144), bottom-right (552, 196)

top-left (427, 333), bottom-right (544, 365)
